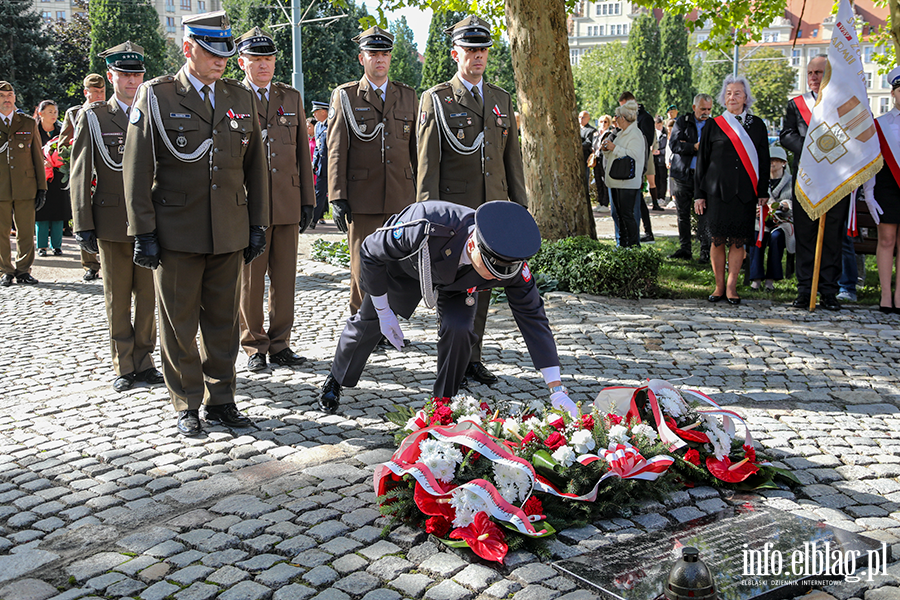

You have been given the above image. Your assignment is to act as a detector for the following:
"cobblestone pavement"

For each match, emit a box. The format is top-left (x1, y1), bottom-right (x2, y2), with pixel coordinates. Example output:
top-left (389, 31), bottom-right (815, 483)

top-left (3, 257), bottom-right (900, 600)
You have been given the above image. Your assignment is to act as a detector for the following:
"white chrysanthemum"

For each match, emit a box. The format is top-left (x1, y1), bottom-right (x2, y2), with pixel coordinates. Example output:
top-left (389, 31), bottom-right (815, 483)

top-left (655, 388), bottom-right (688, 419)
top-left (502, 418), bottom-right (521, 438)
top-left (631, 423), bottom-right (658, 442)
top-left (459, 413), bottom-right (483, 426)
top-left (608, 424), bottom-right (630, 444)
top-left (570, 429), bottom-right (596, 454)
top-left (701, 414), bottom-right (732, 460)
top-left (449, 488), bottom-right (485, 527)
top-left (523, 417), bottom-right (543, 432)
top-left (497, 483), bottom-right (518, 504)
top-left (418, 438), bottom-right (463, 483)
top-left (551, 444), bottom-right (576, 467)
top-left (450, 394), bottom-right (479, 416)
top-left (492, 462), bottom-right (531, 503)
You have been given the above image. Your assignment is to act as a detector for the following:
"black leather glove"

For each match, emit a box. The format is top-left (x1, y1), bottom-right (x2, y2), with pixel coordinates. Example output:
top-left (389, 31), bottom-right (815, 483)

top-left (34, 190), bottom-right (47, 212)
top-left (331, 199), bottom-right (352, 233)
top-left (244, 225), bottom-right (267, 264)
top-left (133, 231), bottom-right (161, 270)
top-left (75, 230), bottom-right (99, 255)
top-left (299, 205), bottom-right (315, 234)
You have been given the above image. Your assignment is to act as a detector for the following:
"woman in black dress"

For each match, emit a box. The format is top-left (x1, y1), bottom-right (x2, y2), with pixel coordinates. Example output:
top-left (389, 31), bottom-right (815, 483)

top-left (34, 100), bottom-right (71, 257)
top-left (873, 71), bottom-right (900, 312)
top-left (694, 75), bottom-right (770, 304)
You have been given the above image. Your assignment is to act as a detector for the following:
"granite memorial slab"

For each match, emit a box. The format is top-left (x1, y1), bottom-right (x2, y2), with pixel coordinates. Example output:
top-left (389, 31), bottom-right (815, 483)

top-left (552, 504), bottom-right (890, 600)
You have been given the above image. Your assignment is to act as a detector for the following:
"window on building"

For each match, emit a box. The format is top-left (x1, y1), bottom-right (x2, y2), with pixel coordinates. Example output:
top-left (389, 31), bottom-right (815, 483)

top-left (865, 72), bottom-right (872, 88)
top-left (166, 16), bottom-right (176, 34)
top-left (883, 74), bottom-right (889, 88)
top-left (809, 48), bottom-right (819, 57)
top-left (56, 10), bottom-right (65, 21)
top-left (598, 25), bottom-right (604, 36)
top-left (601, 4), bottom-right (607, 14)
top-left (797, 29), bottom-right (803, 38)
top-left (596, 4), bottom-right (601, 15)
top-left (771, 32), bottom-right (779, 42)
top-left (882, 97), bottom-right (890, 114)
top-left (41, 11), bottom-right (51, 21)
top-left (623, 23), bottom-right (628, 35)
top-left (763, 33), bottom-right (770, 43)
top-left (197, 0), bottom-right (206, 10)
top-left (180, 0), bottom-right (190, 10)
top-left (696, 33), bottom-right (708, 43)
top-left (864, 47), bottom-right (873, 63)
top-left (617, 24), bottom-right (623, 35)
top-left (811, 28), bottom-right (818, 37)
top-left (615, 3), bottom-right (621, 14)
top-left (791, 49), bottom-right (800, 66)
top-left (570, 48), bottom-right (582, 66)
top-left (166, 0), bottom-right (175, 12)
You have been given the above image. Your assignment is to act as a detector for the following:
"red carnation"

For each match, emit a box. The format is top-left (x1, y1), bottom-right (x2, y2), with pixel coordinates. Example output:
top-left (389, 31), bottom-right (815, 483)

top-left (582, 414), bottom-right (595, 431)
top-left (684, 449), bottom-right (701, 466)
top-left (607, 413), bottom-right (623, 425)
top-left (522, 495), bottom-right (543, 517)
top-left (425, 516), bottom-right (451, 538)
top-left (430, 405), bottom-right (453, 425)
top-left (743, 444), bottom-right (757, 464)
top-left (521, 431), bottom-right (537, 445)
top-left (480, 401), bottom-right (491, 413)
top-left (433, 397), bottom-right (450, 406)
top-left (544, 431), bottom-right (567, 451)
top-left (549, 417), bottom-right (566, 431)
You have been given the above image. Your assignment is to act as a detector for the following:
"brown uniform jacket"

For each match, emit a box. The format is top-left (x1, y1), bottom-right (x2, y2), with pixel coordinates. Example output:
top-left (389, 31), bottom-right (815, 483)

top-left (59, 104), bottom-right (86, 148)
top-left (245, 79), bottom-right (315, 224)
top-left (0, 112), bottom-right (47, 202)
top-left (123, 68), bottom-right (269, 254)
top-left (327, 76), bottom-right (418, 215)
top-left (70, 97), bottom-right (132, 242)
top-left (416, 74), bottom-right (526, 208)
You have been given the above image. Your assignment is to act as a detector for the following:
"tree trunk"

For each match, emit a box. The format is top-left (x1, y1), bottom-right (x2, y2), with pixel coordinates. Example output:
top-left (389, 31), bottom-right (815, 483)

top-left (891, 0), bottom-right (900, 63)
top-left (505, 0), bottom-right (597, 240)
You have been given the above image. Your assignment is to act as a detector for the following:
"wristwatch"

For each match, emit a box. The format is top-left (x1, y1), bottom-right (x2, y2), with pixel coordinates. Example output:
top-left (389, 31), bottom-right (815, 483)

top-left (550, 385), bottom-right (567, 394)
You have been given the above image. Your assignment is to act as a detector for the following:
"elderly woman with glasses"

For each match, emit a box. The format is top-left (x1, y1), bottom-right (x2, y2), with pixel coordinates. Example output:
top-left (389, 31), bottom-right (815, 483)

top-left (600, 100), bottom-right (646, 247)
top-left (694, 75), bottom-right (770, 304)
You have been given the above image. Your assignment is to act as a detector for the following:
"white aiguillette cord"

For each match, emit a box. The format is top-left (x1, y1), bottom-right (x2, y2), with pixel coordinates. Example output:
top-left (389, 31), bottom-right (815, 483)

top-left (375, 218), bottom-right (438, 309)
top-left (339, 89), bottom-right (385, 163)
top-left (85, 108), bottom-right (123, 172)
top-left (431, 90), bottom-right (485, 173)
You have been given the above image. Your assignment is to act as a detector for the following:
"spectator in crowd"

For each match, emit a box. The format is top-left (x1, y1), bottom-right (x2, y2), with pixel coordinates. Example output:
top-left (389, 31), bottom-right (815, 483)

top-left (618, 91), bottom-right (656, 242)
top-left (34, 100), bottom-right (70, 258)
top-left (664, 118), bottom-right (676, 209)
top-left (873, 67), bottom-right (900, 312)
top-left (668, 94), bottom-right (713, 261)
top-left (593, 115), bottom-right (612, 207)
top-left (307, 117), bottom-right (317, 179)
top-left (667, 104), bottom-right (678, 121)
top-left (311, 100), bottom-right (329, 226)
top-left (747, 145), bottom-right (794, 291)
top-left (653, 116), bottom-right (668, 212)
top-left (579, 110), bottom-right (597, 205)
top-left (600, 100), bottom-right (645, 247)
top-left (695, 75), bottom-right (769, 304)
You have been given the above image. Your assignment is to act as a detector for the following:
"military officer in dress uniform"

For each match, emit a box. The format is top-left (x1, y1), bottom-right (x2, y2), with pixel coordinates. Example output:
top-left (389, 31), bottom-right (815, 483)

top-left (235, 27), bottom-right (316, 372)
top-left (416, 15), bottom-right (527, 388)
top-left (319, 200), bottom-right (572, 413)
top-left (70, 42), bottom-right (164, 393)
top-left (327, 26), bottom-right (418, 315)
top-left (123, 11), bottom-right (269, 436)
top-left (0, 81), bottom-right (47, 287)
top-left (311, 100), bottom-right (329, 226)
top-left (61, 73), bottom-right (106, 281)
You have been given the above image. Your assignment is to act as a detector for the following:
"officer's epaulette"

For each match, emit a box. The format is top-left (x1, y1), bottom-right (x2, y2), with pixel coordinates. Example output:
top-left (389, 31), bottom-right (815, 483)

top-left (147, 75), bottom-right (175, 86)
top-left (393, 80), bottom-right (414, 91)
top-left (335, 81), bottom-right (359, 91)
top-left (485, 81), bottom-right (511, 96)
top-left (87, 100), bottom-right (106, 109)
top-left (222, 77), bottom-right (249, 90)
top-left (424, 82), bottom-right (452, 95)
top-left (272, 81), bottom-right (297, 92)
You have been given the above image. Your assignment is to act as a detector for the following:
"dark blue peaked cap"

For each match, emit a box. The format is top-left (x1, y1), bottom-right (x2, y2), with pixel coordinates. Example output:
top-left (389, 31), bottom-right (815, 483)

top-left (474, 201), bottom-right (541, 277)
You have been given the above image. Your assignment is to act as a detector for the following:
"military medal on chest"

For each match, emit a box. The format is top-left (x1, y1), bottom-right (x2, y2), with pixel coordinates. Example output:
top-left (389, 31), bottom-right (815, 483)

top-left (176, 134), bottom-right (188, 148)
top-left (457, 128), bottom-right (464, 140)
top-left (226, 108), bottom-right (239, 129)
top-left (360, 122), bottom-right (367, 133)
top-left (466, 287), bottom-right (476, 306)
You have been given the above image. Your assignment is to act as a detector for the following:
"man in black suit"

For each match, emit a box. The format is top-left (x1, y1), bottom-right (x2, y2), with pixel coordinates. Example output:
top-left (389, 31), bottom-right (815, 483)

top-left (579, 110), bottom-right (597, 205)
top-left (668, 94), bottom-right (713, 261)
top-left (319, 200), bottom-right (572, 413)
top-left (780, 55), bottom-right (845, 311)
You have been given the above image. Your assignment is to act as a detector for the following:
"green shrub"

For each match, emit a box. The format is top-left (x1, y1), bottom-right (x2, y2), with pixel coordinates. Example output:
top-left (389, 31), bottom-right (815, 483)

top-left (311, 238), bottom-right (350, 268)
top-left (530, 236), bottom-right (661, 299)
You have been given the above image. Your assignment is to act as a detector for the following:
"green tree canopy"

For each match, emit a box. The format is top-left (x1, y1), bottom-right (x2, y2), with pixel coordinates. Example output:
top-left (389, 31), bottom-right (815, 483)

top-left (388, 16), bottom-right (422, 89)
top-left (49, 0), bottom-right (91, 110)
top-left (695, 45), bottom-right (733, 105)
top-left (0, 0), bottom-right (55, 113)
top-left (658, 12), bottom-right (693, 115)
top-left (88, 0), bottom-right (168, 80)
top-left (624, 12), bottom-right (661, 114)
top-left (742, 47), bottom-right (796, 123)
top-left (572, 42), bottom-right (630, 118)
top-left (420, 10), bottom-right (464, 92)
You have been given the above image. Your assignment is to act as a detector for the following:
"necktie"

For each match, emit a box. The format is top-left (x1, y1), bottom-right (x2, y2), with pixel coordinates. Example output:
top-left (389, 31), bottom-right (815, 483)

top-left (201, 85), bottom-right (213, 120)
top-left (472, 86), bottom-right (482, 110)
top-left (259, 88), bottom-right (268, 116)
top-left (735, 115), bottom-right (743, 124)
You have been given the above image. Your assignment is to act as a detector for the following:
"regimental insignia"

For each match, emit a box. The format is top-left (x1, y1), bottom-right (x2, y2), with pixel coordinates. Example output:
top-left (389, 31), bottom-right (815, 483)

top-left (457, 129), bottom-right (464, 140)
top-left (467, 118), bottom-right (472, 126)
top-left (360, 123), bottom-right (367, 133)
top-left (420, 111), bottom-right (427, 125)
top-left (18, 143), bottom-right (24, 148)
top-left (522, 263), bottom-right (532, 282)
top-left (230, 120), bottom-right (238, 129)
top-left (328, 106), bottom-right (335, 120)
top-left (497, 118), bottom-right (503, 126)
top-left (279, 116), bottom-right (287, 125)
top-left (465, 295), bottom-right (475, 306)
top-left (503, 129), bottom-right (508, 137)
top-left (176, 135), bottom-right (187, 148)
top-left (241, 137), bottom-right (249, 146)
top-left (393, 221), bottom-right (404, 239)
top-left (806, 122), bottom-right (849, 164)
top-left (444, 96), bottom-right (453, 104)
top-left (118, 145), bottom-right (125, 155)
top-left (129, 108), bottom-right (141, 124)
top-left (403, 122), bottom-right (410, 135)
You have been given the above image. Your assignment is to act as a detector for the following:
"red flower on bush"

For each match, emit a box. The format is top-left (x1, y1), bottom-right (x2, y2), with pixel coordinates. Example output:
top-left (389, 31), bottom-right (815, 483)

top-left (430, 405), bottom-right (453, 425)
top-left (549, 417), bottom-right (566, 431)
top-left (425, 516), bottom-right (451, 538)
top-left (684, 449), bottom-right (701, 466)
top-left (544, 431), bottom-right (567, 451)
top-left (480, 401), bottom-right (491, 413)
top-left (582, 414), bottom-right (595, 431)
top-left (521, 431), bottom-right (537, 445)
top-left (450, 512), bottom-right (508, 563)
top-left (522, 495), bottom-right (543, 517)
top-left (607, 413), bottom-right (623, 426)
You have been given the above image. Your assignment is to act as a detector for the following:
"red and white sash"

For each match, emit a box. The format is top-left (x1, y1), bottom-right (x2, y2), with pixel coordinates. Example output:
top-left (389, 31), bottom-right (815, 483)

top-left (793, 92), bottom-right (814, 126)
top-left (875, 113), bottom-right (900, 188)
top-left (715, 112), bottom-right (759, 192)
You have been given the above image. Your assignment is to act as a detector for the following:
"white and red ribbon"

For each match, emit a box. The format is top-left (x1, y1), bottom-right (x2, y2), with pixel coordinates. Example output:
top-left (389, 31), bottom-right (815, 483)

top-left (756, 204), bottom-right (770, 247)
top-left (715, 113), bottom-right (759, 193)
top-left (793, 93), bottom-right (814, 127)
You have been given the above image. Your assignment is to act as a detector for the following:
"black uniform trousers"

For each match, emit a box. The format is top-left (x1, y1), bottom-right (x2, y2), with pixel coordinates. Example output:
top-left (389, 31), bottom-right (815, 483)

top-left (794, 195), bottom-right (850, 296)
top-left (671, 174), bottom-right (709, 255)
top-left (331, 268), bottom-right (478, 399)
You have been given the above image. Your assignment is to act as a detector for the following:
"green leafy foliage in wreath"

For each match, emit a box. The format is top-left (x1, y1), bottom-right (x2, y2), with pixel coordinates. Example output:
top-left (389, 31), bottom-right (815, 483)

top-left (311, 238), bottom-right (350, 268)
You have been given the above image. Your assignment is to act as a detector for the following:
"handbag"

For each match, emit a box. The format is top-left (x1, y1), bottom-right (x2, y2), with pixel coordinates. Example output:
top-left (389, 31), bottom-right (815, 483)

top-left (608, 155), bottom-right (635, 180)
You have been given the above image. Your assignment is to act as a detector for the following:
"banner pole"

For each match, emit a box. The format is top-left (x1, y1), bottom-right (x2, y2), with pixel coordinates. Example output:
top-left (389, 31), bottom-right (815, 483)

top-left (808, 215), bottom-right (827, 311)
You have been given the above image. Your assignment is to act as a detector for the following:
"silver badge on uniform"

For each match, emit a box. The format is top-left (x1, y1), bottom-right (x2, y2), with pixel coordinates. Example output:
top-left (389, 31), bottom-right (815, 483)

top-left (18, 143), bottom-right (24, 148)
top-left (360, 123), bottom-right (367, 133)
top-left (465, 295), bottom-right (475, 306)
top-left (118, 145), bottom-right (125, 155)
top-left (176, 135), bottom-right (187, 148)
top-left (279, 116), bottom-right (287, 125)
top-left (457, 129), bottom-right (464, 140)
top-left (230, 120), bottom-right (238, 129)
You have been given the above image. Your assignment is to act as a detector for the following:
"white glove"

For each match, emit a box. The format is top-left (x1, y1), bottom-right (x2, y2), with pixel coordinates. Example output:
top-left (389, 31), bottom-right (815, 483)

top-left (550, 390), bottom-right (578, 419)
top-left (371, 294), bottom-right (404, 350)
top-left (863, 178), bottom-right (883, 225)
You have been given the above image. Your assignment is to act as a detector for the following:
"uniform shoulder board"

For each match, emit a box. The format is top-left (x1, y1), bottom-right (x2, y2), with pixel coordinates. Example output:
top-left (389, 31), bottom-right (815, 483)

top-left (393, 81), bottom-right (414, 91)
top-left (148, 75), bottom-right (175, 86)
top-left (18, 113), bottom-right (36, 124)
top-left (336, 81), bottom-right (359, 91)
top-left (485, 81), bottom-right (511, 96)
top-left (222, 78), bottom-right (249, 90)
top-left (272, 81), bottom-right (293, 90)
top-left (424, 82), bottom-right (451, 95)
top-left (88, 100), bottom-right (106, 109)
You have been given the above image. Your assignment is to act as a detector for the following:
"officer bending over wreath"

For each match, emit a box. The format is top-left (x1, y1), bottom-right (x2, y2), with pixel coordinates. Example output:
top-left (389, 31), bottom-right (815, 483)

top-left (319, 200), bottom-right (574, 414)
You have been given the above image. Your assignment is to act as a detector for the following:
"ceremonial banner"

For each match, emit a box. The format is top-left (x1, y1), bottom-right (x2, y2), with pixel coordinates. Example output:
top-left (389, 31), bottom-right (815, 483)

top-left (795, 0), bottom-right (882, 220)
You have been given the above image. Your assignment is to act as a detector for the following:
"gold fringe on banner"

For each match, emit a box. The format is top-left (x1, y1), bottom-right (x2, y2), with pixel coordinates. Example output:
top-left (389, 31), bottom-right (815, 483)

top-left (795, 154), bottom-right (883, 221)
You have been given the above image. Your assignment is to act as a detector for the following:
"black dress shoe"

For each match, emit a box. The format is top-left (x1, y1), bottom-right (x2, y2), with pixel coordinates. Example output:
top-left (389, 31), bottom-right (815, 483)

top-left (726, 297), bottom-right (741, 305)
top-left (791, 294), bottom-right (811, 309)
top-left (820, 294), bottom-right (841, 311)
top-left (270, 348), bottom-right (306, 366)
top-left (16, 273), bottom-right (38, 285)
top-left (707, 295), bottom-right (723, 303)
top-left (668, 249), bottom-right (692, 260)
top-left (136, 368), bottom-right (164, 384)
top-left (698, 252), bottom-right (710, 263)
top-left (113, 372), bottom-right (137, 392)
top-left (319, 374), bottom-right (341, 413)
top-left (38, 248), bottom-right (47, 257)
top-left (83, 269), bottom-right (99, 281)
top-left (247, 353), bottom-right (266, 372)
top-left (177, 410), bottom-right (202, 436)
top-left (0, 274), bottom-right (12, 287)
top-left (377, 335), bottom-right (408, 349)
top-left (640, 233), bottom-right (655, 243)
top-left (466, 362), bottom-right (498, 385)
top-left (204, 403), bottom-right (253, 427)
top-left (880, 305), bottom-right (894, 314)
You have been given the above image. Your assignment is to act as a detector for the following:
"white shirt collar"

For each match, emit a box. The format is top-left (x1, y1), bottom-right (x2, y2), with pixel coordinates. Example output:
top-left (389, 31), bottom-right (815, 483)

top-left (248, 81), bottom-right (271, 98)
top-left (0, 110), bottom-right (13, 123)
top-left (458, 227), bottom-right (477, 268)
top-left (458, 77), bottom-right (483, 99)
top-left (366, 78), bottom-right (386, 98)
top-left (115, 97), bottom-right (130, 114)
top-left (186, 72), bottom-right (215, 102)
